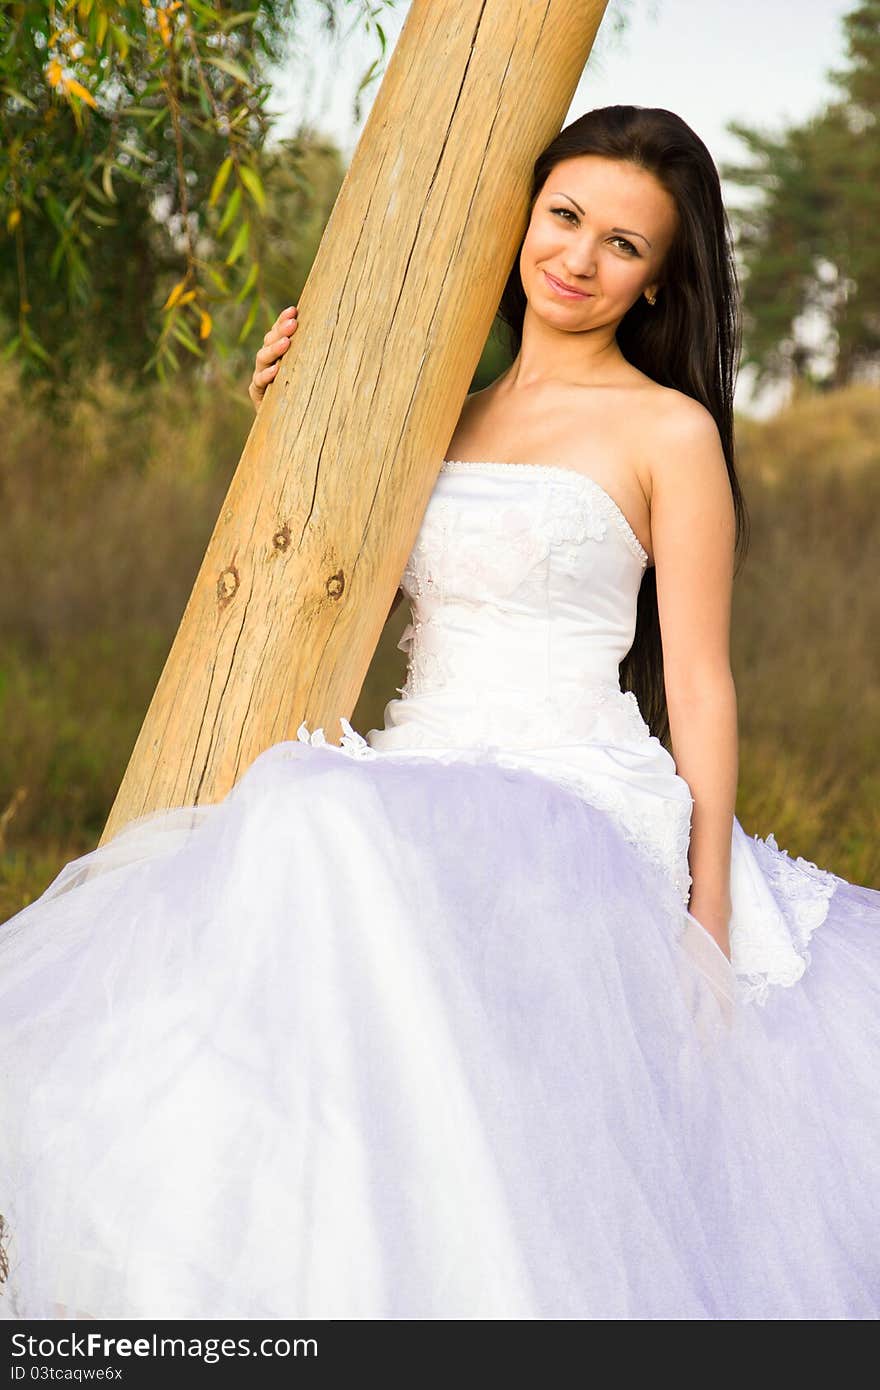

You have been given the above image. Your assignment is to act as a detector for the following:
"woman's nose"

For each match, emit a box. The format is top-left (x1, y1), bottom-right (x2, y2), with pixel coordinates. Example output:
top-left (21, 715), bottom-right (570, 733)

top-left (563, 244), bottom-right (597, 278)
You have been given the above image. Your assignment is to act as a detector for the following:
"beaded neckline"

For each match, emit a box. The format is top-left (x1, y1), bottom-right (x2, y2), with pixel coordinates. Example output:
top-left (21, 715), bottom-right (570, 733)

top-left (440, 459), bottom-right (650, 567)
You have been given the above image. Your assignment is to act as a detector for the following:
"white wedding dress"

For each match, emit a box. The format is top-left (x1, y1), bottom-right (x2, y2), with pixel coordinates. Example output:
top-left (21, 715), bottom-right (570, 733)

top-left (0, 459), bottom-right (877, 1320)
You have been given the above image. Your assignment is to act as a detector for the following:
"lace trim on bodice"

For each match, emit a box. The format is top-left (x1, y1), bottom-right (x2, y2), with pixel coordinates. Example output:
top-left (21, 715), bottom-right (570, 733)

top-left (440, 460), bottom-right (650, 568)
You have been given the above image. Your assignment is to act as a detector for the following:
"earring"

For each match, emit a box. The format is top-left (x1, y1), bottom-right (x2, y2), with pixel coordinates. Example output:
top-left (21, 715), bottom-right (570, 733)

top-left (645, 290), bottom-right (657, 306)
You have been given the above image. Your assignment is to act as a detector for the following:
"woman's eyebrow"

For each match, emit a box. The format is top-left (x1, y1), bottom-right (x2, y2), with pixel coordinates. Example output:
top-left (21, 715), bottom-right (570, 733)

top-left (548, 191), bottom-right (652, 248)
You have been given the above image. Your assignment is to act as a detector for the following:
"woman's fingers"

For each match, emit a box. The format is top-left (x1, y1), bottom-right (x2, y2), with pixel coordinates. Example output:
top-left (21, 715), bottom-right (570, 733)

top-left (264, 305), bottom-right (298, 345)
top-left (254, 333), bottom-right (291, 370)
top-left (250, 305), bottom-right (299, 410)
top-left (256, 306), bottom-right (298, 359)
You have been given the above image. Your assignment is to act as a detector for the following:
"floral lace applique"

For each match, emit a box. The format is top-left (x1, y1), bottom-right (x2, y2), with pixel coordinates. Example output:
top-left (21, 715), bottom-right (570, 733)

top-left (618, 689), bottom-right (653, 744)
top-left (404, 499), bottom-right (550, 603)
top-left (402, 496), bottom-right (457, 601)
top-left (752, 832), bottom-right (842, 950)
top-left (296, 718), bottom-right (378, 759)
top-left (395, 617), bottom-right (450, 699)
top-left (731, 830), bottom-right (844, 1005)
top-left (541, 478), bottom-right (609, 549)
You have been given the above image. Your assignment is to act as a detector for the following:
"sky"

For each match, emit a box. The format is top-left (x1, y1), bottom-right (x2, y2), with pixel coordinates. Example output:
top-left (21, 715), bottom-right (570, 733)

top-left (266, 0), bottom-right (855, 413)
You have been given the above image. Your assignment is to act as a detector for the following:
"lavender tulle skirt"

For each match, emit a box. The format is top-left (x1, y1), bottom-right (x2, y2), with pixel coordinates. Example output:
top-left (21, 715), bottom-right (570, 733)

top-left (0, 738), bottom-right (877, 1320)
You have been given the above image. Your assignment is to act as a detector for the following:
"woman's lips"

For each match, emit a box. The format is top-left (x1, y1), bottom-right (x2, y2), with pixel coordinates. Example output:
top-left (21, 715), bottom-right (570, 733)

top-left (544, 270), bottom-right (592, 299)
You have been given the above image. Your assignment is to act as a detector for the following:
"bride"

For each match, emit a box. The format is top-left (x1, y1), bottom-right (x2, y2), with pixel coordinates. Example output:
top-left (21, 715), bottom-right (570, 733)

top-left (1, 105), bottom-right (878, 1322)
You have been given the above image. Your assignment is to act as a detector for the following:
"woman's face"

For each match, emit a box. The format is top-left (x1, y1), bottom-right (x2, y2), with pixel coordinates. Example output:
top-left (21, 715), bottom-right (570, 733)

top-left (519, 154), bottom-right (679, 329)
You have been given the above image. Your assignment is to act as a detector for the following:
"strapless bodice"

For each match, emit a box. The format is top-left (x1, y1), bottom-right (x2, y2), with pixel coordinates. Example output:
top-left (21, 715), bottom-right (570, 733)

top-left (366, 461), bottom-right (696, 905)
top-left (372, 459), bottom-right (653, 749)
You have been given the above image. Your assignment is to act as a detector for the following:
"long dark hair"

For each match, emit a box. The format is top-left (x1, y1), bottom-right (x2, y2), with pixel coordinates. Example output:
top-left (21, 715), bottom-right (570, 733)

top-left (497, 105), bottom-right (749, 747)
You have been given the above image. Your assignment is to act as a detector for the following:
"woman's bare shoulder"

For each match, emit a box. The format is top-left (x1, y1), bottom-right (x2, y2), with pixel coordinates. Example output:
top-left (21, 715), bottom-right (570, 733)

top-left (629, 378), bottom-right (719, 466)
top-left (644, 394), bottom-right (729, 536)
top-left (627, 376), bottom-right (718, 435)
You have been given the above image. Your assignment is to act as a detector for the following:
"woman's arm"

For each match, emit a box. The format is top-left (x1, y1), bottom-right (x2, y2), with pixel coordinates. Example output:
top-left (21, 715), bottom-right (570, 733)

top-left (650, 402), bottom-right (739, 959)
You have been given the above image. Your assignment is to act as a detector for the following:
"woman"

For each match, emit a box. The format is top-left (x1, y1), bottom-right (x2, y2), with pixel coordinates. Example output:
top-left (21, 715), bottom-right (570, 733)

top-left (1, 106), bottom-right (877, 1321)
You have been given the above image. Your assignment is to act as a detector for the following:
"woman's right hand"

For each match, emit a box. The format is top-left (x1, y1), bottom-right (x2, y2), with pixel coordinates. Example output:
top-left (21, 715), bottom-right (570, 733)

top-left (249, 304), bottom-right (299, 412)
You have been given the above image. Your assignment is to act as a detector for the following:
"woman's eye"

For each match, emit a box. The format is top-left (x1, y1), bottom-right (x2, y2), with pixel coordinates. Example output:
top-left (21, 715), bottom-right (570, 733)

top-left (550, 211), bottom-right (638, 256)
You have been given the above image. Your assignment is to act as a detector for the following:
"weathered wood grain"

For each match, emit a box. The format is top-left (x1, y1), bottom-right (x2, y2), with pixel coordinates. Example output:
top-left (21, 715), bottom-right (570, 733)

top-left (100, 0), bottom-right (610, 843)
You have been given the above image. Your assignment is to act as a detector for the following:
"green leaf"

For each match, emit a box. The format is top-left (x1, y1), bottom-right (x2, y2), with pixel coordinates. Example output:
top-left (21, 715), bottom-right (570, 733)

top-left (237, 296), bottom-right (259, 344)
top-left (84, 178), bottom-right (113, 207)
top-left (118, 142), bottom-right (155, 165)
top-left (1, 85), bottom-right (38, 113)
top-left (101, 162), bottom-right (117, 203)
top-left (216, 184), bottom-right (241, 236)
top-left (238, 164), bottom-right (266, 214)
top-left (221, 11), bottom-right (260, 31)
top-left (44, 196), bottom-right (66, 231)
top-left (188, 0), bottom-right (223, 21)
top-left (206, 266), bottom-right (231, 294)
top-left (205, 56), bottom-right (253, 88)
top-left (171, 322), bottom-right (205, 358)
top-left (82, 206), bottom-right (119, 227)
top-left (225, 219), bottom-right (250, 266)
top-left (235, 259), bottom-right (259, 302)
top-left (21, 330), bottom-right (52, 366)
top-left (110, 24), bottom-right (130, 62)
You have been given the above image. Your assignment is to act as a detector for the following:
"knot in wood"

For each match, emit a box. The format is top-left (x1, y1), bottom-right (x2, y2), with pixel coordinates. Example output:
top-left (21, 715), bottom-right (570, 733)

top-left (217, 565), bottom-right (240, 606)
top-left (272, 524), bottom-right (291, 552)
top-left (325, 569), bottom-right (345, 600)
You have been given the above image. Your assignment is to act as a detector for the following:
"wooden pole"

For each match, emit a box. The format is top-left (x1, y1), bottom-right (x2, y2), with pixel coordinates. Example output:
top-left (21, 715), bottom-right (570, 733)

top-left (100, 0), bottom-right (611, 845)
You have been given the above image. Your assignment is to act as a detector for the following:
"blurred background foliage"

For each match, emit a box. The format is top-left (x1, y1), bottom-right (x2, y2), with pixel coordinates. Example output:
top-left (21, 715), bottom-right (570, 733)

top-left (720, 0), bottom-right (880, 389)
top-left (0, 0), bottom-right (394, 381)
top-left (0, 0), bottom-right (878, 915)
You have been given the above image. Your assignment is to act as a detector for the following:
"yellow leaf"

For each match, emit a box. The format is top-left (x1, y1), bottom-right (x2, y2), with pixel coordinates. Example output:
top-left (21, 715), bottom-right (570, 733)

top-left (177, 290), bottom-right (197, 305)
top-left (47, 59), bottom-right (64, 89)
top-left (157, 9), bottom-right (171, 46)
top-left (66, 78), bottom-right (97, 109)
top-left (198, 310), bottom-right (213, 340)
top-left (101, 162), bottom-right (116, 203)
top-left (7, 208), bottom-right (21, 233)
top-left (162, 278), bottom-right (189, 311)
top-left (209, 155), bottom-right (233, 209)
